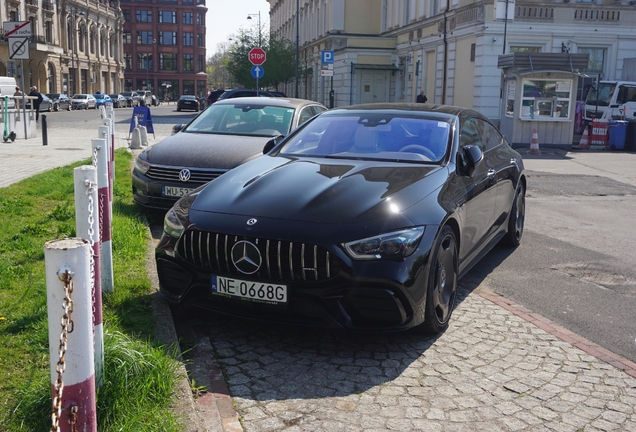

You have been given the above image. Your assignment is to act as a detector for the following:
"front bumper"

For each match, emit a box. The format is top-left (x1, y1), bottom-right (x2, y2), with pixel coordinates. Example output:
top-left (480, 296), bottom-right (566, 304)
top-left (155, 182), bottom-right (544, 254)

top-left (155, 223), bottom-right (438, 332)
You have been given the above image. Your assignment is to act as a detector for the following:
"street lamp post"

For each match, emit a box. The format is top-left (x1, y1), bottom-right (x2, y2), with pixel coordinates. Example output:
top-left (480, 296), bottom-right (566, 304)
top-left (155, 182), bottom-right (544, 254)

top-left (247, 12), bottom-right (261, 95)
top-left (69, 9), bottom-right (85, 96)
top-left (246, 12), bottom-right (261, 47)
top-left (295, 0), bottom-right (299, 98)
top-left (145, 35), bottom-right (156, 94)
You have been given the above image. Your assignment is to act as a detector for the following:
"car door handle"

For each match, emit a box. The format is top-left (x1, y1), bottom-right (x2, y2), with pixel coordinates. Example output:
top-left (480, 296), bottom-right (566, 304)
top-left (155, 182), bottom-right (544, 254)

top-left (487, 169), bottom-right (495, 177)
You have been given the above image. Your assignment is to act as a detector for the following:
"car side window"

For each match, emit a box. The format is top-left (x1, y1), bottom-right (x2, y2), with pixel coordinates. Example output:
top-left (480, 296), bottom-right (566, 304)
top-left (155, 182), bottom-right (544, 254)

top-left (312, 105), bottom-right (328, 115)
top-left (459, 118), bottom-right (482, 151)
top-left (298, 107), bottom-right (315, 126)
top-left (475, 119), bottom-right (504, 152)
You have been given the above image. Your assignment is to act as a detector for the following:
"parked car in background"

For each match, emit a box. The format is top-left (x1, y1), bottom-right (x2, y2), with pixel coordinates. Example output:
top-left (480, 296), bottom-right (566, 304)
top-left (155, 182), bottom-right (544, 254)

top-left (46, 93), bottom-right (71, 111)
top-left (176, 95), bottom-right (200, 112)
top-left (120, 91), bottom-right (140, 107)
top-left (27, 93), bottom-right (54, 112)
top-left (94, 93), bottom-right (112, 107)
top-left (132, 97), bottom-right (328, 209)
top-left (109, 94), bottom-right (127, 108)
top-left (137, 90), bottom-right (152, 106)
top-left (151, 95), bottom-right (160, 106)
top-left (71, 94), bottom-right (97, 110)
top-left (216, 89), bottom-right (275, 101)
top-left (206, 89), bottom-right (225, 106)
top-left (153, 103), bottom-right (526, 333)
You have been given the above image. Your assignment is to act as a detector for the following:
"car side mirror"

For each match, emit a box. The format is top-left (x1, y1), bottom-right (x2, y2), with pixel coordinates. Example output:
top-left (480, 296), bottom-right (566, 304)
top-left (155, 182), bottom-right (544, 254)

top-left (172, 124), bottom-right (184, 135)
top-left (263, 135), bottom-right (284, 154)
top-left (461, 145), bottom-right (484, 177)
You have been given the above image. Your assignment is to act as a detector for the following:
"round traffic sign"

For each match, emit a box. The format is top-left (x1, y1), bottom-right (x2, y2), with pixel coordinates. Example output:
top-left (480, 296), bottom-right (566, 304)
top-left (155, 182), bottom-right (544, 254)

top-left (248, 47), bottom-right (266, 66)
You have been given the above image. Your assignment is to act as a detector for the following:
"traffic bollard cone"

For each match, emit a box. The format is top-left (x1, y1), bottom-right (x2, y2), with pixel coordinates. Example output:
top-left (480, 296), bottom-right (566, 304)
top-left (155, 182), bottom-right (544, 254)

top-left (528, 128), bottom-right (541, 155)
top-left (576, 126), bottom-right (590, 149)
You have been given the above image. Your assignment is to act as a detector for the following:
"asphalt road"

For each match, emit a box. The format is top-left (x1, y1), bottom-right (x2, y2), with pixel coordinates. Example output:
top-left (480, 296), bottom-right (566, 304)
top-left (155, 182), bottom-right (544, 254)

top-left (40, 102), bottom-right (200, 137)
top-left (466, 169), bottom-right (636, 362)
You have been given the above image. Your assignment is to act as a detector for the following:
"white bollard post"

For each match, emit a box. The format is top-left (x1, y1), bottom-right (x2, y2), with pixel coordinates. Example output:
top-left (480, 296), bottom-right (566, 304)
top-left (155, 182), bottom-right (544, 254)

top-left (92, 138), bottom-right (114, 293)
top-left (99, 125), bottom-right (113, 210)
top-left (45, 238), bottom-right (97, 432)
top-left (130, 127), bottom-right (142, 149)
top-left (139, 125), bottom-right (148, 146)
top-left (73, 166), bottom-right (104, 388)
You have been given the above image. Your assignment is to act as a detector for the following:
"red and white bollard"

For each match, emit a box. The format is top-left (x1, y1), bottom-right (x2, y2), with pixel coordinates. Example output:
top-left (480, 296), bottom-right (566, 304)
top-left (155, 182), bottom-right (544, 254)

top-left (92, 138), bottom-right (114, 293)
top-left (45, 238), bottom-right (97, 432)
top-left (73, 166), bottom-right (104, 387)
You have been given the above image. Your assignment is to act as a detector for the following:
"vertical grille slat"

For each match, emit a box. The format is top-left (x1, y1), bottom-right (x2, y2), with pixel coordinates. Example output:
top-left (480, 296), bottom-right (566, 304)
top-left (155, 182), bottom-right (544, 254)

top-left (266, 240), bottom-right (271, 278)
top-left (176, 229), bottom-right (337, 282)
top-left (289, 242), bottom-right (294, 280)
top-left (301, 243), bottom-right (306, 281)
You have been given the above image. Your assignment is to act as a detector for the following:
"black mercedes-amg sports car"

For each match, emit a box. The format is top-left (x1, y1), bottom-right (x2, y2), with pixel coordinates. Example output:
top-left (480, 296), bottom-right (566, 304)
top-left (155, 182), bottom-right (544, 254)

top-left (155, 103), bottom-right (526, 333)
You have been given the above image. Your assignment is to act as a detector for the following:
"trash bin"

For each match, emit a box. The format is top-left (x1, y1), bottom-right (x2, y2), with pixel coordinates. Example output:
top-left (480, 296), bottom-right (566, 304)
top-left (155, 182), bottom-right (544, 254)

top-left (608, 120), bottom-right (628, 150)
top-left (626, 118), bottom-right (636, 152)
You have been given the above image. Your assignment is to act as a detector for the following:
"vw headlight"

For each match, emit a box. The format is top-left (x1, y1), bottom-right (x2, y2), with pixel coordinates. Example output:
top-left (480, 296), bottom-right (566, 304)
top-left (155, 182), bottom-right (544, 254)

top-left (134, 155), bottom-right (150, 174)
top-left (343, 227), bottom-right (425, 260)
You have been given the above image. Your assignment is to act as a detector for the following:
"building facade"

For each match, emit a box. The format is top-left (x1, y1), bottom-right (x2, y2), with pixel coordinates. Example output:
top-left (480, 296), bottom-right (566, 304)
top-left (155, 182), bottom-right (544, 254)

top-left (119, 0), bottom-right (208, 101)
top-left (269, 0), bottom-right (636, 127)
top-left (0, 0), bottom-right (124, 95)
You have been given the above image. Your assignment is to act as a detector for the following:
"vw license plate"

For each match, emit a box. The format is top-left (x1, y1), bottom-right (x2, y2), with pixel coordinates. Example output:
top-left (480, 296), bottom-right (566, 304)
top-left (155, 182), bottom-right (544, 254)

top-left (163, 185), bottom-right (194, 197)
top-left (212, 275), bottom-right (287, 304)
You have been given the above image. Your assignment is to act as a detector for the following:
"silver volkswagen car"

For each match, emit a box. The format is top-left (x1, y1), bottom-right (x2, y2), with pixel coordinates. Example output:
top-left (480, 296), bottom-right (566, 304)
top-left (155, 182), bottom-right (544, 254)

top-left (132, 97), bottom-right (328, 209)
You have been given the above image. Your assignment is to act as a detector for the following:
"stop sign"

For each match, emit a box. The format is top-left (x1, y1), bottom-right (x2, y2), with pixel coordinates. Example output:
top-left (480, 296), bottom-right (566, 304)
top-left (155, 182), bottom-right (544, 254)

top-left (249, 47), bottom-right (266, 66)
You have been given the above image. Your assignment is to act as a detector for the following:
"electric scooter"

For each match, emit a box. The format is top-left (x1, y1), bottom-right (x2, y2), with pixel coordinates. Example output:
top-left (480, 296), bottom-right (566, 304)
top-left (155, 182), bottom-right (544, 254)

top-left (2, 96), bottom-right (17, 142)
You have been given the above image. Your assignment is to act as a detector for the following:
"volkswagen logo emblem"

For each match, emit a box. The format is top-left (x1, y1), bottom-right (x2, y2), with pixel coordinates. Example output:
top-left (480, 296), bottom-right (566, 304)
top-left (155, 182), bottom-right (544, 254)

top-left (231, 241), bottom-right (262, 274)
top-left (179, 169), bottom-right (191, 182)
top-left (247, 218), bottom-right (257, 226)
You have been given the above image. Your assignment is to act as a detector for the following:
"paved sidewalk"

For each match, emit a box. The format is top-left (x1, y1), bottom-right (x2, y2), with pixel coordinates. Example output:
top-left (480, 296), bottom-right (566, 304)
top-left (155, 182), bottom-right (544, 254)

top-left (3, 133), bottom-right (636, 431)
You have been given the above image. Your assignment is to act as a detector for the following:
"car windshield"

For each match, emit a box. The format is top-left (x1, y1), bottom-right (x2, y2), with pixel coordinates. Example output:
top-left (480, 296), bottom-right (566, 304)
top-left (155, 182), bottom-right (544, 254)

top-left (586, 83), bottom-right (616, 107)
top-left (278, 112), bottom-right (451, 163)
top-left (121, 92), bottom-right (132, 97)
top-left (73, 95), bottom-right (87, 99)
top-left (184, 103), bottom-right (296, 137)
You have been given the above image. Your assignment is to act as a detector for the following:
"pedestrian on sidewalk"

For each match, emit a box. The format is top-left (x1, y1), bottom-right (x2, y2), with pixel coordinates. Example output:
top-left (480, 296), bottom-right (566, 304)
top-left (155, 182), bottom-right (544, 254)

top-left (416, 91), bottom-right (428, 103)
top-left (13, 86), bottom-right (23, 109)
top-left (29, 86), bottom-right (43, 122)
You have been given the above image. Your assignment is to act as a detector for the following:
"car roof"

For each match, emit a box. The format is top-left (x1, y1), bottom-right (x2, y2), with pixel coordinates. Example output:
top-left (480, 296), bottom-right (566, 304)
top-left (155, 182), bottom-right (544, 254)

top-left (214, 96), bottom-right (326, 109)
top-left (328, 102), bottom-right (484, 120)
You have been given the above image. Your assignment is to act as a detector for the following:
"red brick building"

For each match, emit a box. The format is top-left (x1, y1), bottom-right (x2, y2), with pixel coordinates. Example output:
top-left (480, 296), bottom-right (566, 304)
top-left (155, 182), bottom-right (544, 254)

top-left (120, 0), bottom-right (207, 101)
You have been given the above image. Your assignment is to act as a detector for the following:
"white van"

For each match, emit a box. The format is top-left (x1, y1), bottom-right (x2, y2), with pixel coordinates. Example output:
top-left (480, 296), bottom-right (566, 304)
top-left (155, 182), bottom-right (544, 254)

top-left (0, 76), bottom-right (18, 109)
top-left (584, 80), bottom-right (636, 121)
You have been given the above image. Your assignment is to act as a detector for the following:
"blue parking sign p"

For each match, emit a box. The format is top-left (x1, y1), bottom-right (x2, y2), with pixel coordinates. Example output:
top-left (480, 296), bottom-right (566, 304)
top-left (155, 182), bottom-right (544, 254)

top-left (321, 50), bottom-right (334, 64)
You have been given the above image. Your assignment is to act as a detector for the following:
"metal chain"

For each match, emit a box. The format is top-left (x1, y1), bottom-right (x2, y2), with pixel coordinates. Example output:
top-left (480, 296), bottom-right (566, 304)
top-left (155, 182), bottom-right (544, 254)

top-left (50, 269), bottom-right (76, 432)
top-left (85, 179), bottom-right (97, 361)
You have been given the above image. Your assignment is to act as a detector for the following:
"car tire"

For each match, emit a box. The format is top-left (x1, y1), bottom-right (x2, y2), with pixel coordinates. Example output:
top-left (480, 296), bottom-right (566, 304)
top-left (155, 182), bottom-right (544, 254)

top-left (501, 183), bottom-right (525, 247)
top-left (416, 225), bottom-right (457, 334)
top-left (66, 104), bottom-right (71, 111)
top-left (53, 104), bottom-right (58, 112)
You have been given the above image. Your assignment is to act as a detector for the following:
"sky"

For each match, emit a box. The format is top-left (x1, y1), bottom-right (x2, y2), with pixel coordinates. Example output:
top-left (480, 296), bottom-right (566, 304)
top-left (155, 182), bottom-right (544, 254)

top-left (206, 0), bottom-right (271, 57)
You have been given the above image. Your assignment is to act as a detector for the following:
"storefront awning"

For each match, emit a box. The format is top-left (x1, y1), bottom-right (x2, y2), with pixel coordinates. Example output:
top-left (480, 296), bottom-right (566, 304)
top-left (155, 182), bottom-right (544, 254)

top-left (352, 63), bottom-right (400, 71)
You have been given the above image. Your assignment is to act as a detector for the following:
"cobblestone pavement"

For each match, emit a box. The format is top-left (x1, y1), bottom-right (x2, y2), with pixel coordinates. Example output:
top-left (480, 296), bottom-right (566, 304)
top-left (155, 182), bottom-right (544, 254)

top-left (187, 283), bottom-right (636, 432)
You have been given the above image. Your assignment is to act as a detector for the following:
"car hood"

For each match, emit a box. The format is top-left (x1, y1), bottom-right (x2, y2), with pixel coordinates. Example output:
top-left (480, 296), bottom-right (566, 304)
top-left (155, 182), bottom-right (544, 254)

top-left (190, 156), bottom-right (445, 225)
top-left (144, 132), bottom-right (270, 169)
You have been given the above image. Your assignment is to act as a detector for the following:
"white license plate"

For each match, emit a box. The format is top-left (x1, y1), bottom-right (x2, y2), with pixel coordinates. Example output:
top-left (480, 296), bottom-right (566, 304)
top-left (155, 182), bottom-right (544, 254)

top-left (163, 185), bottom-right (194, 197)
top-left (211, 275), bottom-right (287, 304)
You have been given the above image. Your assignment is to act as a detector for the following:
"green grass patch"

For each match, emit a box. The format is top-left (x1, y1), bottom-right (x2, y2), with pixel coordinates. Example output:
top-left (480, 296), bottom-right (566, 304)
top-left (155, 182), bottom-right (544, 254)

top-left (0, 150), bottom-right (184, 431)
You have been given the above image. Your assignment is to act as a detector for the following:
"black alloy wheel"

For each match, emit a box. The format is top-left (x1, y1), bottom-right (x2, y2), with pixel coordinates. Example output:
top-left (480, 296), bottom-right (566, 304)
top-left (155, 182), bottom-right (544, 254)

top-left (53, 103), bottom-right (59, 112)
top-left (418, 225), bottom-right (458, 334)
top-left (501, 183), bottom-right (525, 247)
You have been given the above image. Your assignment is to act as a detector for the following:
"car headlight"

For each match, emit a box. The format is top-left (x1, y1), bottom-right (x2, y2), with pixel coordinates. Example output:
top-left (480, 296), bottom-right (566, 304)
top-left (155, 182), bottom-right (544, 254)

top-left (134, 155), bottom-right (150, 174)
top-left (162, 186), bottom-right (207, 239)
top-left (343, 227), bottom-right (425, 260)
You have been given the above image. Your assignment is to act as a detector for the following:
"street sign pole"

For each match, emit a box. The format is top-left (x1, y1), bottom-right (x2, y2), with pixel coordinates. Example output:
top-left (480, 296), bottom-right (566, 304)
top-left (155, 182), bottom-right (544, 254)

top-left (248, 47), bottom-right (267, 96)
top-left (4, 21), bottom-right (32, 140)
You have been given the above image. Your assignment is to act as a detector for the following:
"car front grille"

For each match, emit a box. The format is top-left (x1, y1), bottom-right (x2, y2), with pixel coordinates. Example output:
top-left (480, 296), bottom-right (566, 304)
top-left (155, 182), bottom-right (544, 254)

top-left (145, 166), bottom-right (226, 183)
top-left (176, 229), bottom-right (338, 282)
